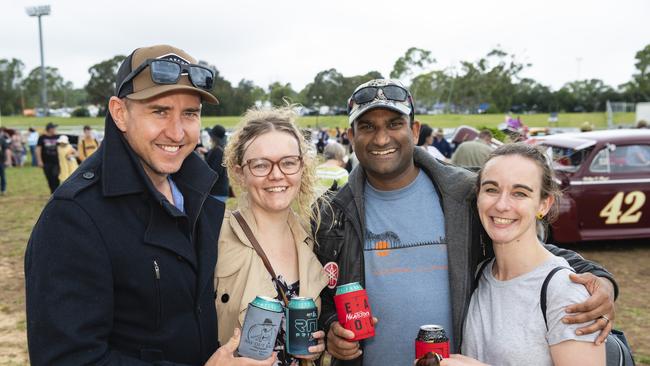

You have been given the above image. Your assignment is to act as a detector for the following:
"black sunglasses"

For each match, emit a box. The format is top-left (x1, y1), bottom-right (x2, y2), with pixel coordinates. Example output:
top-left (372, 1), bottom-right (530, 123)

top-left (351, 85), bottom-right (410, 105)
top-left (117, 59), bottom-right (215, 97)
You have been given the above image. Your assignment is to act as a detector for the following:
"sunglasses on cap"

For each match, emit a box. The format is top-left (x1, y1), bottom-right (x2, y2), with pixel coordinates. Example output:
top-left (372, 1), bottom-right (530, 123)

top-left (351, 85), bottom-right (410, 105)
top-left (117, 58), bottom-right (215, 97)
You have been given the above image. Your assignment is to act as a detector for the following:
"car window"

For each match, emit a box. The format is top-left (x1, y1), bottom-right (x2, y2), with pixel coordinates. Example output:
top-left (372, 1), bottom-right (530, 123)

top-left (590, 144), bottom-right (650, 173)
top-left (548, 146), bottom-right (592, 172)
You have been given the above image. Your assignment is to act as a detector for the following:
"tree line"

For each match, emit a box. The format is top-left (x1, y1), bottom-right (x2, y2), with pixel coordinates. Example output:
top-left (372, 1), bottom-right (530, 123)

top-left (0, 44), bottom-right (648, 116)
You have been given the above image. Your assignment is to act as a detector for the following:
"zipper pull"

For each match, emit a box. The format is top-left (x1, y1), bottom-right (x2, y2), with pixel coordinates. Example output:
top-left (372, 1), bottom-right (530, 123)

top-left (153, 260), bottom-right (160, 279)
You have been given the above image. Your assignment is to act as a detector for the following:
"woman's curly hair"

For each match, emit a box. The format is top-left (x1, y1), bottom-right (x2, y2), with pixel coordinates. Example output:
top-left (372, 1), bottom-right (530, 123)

top-left (223, 105), bottom-right (320, 227)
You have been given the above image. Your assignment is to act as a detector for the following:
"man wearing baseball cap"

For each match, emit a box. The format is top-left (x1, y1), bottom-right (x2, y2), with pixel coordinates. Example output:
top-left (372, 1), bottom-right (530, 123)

top-left (25, 45), bottom-right (274, 365)
top-left (313, 79), bottom-right (618, 365)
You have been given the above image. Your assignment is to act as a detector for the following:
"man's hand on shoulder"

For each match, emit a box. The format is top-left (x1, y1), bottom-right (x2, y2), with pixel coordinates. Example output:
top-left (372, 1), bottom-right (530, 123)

top-left (563, 273), bottom-right (615, 344)
top-left (204, 328), bottom-right (276, 366)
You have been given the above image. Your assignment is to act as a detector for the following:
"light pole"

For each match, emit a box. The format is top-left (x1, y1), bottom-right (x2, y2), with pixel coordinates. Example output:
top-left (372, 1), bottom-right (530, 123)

top-left (312, 95), bottom-right (322, 129)
top-left (26, 5), bottom-right (51, 117)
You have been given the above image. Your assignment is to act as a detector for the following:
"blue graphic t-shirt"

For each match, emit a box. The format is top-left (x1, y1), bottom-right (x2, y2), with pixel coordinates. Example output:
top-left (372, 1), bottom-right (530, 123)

top-left (362, 170), bottom-right (453, 365)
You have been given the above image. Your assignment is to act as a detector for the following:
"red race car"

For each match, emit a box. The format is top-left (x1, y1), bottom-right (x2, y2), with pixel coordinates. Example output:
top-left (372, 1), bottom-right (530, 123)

top-left (529, 129), bottom-right (650, 243)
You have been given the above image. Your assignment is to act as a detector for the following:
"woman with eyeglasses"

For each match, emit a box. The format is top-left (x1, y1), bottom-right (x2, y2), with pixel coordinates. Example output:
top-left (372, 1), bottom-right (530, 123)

top-left (215, 106), bottom-right (328, 365)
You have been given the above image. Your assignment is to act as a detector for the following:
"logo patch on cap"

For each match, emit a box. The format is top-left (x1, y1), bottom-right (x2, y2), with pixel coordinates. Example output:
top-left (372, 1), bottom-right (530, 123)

top-left (157, 53), bottom-right (190, 65)
top-left (324, 262), bottom-right (339, 289)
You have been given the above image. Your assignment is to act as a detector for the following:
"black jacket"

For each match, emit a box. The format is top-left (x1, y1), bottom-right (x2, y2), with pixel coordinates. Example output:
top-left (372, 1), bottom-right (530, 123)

top-left (205, 145), bottom-right (229, 197)
top-left (25, 114), bottom-right (225, 365)
top-left (314, 148), bottom-right (618, 366)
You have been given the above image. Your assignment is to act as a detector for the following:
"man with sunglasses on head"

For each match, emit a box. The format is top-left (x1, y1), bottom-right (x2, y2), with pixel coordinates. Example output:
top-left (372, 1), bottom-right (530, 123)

top-left (25, 45), bottom-right (275, 366)
top-left (313, 79), bottom-right (618, 365)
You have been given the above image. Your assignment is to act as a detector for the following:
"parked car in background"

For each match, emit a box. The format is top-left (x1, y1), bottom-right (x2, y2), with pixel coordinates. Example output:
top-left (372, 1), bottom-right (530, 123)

top-left (529, 129), bottom-right (650, 243)
top-left (450, 125), bottom-right (503, 149)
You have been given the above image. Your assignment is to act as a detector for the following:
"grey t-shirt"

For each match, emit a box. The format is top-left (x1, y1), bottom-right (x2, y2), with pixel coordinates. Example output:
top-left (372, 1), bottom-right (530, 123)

top-left (462, 255), bottom-right (597, 366)
top-left (363, 170), bottom-right (452, 365)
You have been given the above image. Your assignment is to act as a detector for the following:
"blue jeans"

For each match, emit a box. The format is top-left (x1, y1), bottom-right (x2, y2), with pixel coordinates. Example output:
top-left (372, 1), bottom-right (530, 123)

top-left (0, 163), bottom-right (6, 193)
top-left (30, 145), bottom-right (37, 166)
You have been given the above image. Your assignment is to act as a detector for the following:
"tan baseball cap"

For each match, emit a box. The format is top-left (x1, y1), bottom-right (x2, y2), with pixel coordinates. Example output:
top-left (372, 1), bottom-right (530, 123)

top-left (115, 45), bottom-right (219, 104)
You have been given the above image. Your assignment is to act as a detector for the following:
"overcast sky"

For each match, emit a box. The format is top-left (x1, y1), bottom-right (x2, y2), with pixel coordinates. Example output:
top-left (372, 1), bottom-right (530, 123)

top-left (3, 0), bottom-right (650, 93)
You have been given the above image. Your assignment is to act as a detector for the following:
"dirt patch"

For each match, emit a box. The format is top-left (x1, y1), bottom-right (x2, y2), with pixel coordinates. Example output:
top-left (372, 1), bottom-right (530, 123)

top-left (569, 240), bottom-right (650, 366)
top-left (0, 258), bottom-right (28, 365)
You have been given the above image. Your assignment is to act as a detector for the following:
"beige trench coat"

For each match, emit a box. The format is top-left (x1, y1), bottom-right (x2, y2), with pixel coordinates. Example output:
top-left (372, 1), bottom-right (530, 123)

top-left (214, 207), bottom-right (328, 346)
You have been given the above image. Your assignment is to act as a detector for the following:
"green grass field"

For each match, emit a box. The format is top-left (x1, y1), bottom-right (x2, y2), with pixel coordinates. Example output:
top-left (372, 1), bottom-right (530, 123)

top-left (0, 112), bottom-right (636, 131)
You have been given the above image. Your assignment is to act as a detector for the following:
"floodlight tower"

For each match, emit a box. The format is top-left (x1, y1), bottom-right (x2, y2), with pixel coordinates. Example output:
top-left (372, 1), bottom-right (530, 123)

top-left (26, 5), bottom-right (51, 116)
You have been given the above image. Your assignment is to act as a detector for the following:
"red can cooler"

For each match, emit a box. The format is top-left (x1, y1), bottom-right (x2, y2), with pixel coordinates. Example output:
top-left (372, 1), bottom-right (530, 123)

top-left (415, 325), bottom-right (449, 359)
top-left (333, 282), bottom-right (375, 341)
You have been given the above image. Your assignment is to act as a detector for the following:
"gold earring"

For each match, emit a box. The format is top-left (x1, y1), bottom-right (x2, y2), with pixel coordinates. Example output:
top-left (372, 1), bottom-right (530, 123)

top-left (536, 212), bottom-right (544, 220)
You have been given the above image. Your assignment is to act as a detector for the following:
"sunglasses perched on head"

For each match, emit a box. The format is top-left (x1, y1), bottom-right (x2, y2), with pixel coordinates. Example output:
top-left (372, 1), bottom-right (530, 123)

top-left (117, 59), bottom-right (214, 97)
top-left (351, 85), bottom-right (410, 105)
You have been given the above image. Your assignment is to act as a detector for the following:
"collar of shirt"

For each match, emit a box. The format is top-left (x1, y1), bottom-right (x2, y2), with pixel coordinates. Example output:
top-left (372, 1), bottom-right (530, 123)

top-left (168, 175), bottom-right (185, 213)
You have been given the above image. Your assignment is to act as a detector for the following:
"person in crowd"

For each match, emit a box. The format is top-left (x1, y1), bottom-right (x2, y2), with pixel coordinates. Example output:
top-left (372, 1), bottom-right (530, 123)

top-left (216, 106), bottom-right (328, 365)
top-left (313, 79), bottom-right (617, 366)
top-left (25, 44), bottom-right (274, 366)
top-left (432, 128), bottom-right (452, 158)
top-left (316, 141), bottom-right (349, 194)
top-left (56, 135), bottom-right (78, 183)
top-left (78, 125), bottom-right (100, 162)
top-left (10, 131), bottom-right (27, 167)
top-left (455, 143), bottom-right (605, 366)
top-left (340, 130), bottom-right (351, 154)
top-left (580, 121), bottom-right (594, 132)
top-left (451, 129), bottom-right (494, 168)
top-left (316, 128), bottom-right (328, 154)
top-left (27, 127), bottom-right (39, 166)
top-left (35, 122), bottom-right (60, 193)
top-left (0, 128), bottom-right (10, 195)
top-left (417, 124), bottom-right (447, 161)
top-left (205, 124), bottom-right (230, 202)
top-left (194, 127), bottom-right (211, 159)
top-left (637, 120), bottom-right (648, 129)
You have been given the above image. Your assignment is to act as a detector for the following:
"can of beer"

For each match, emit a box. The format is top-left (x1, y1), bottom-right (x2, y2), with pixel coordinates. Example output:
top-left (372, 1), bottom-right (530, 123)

top-left (285, 297), bottom-right (319, 355)
top-left (333, 282), bottom-right (375, 341)
top-left (238, 296), bottom-right (284, 360)
top-left (415, 325), bottom-right (449, 359)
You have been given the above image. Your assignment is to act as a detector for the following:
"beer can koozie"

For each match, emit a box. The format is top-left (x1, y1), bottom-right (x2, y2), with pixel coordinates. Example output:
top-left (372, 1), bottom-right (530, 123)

top-left (285, 297), bottom-right (319, 355)
top-left (415, 324), bottom-right (450, 359)
top-left (333, 282), bottom-right (375, 341)
top-left (238, 296), bottom-right (284, 360)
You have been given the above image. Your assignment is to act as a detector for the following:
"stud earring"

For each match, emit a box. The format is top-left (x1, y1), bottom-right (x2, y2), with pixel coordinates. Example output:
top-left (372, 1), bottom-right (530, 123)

top-left (536, 212), bottom-right (544, 220)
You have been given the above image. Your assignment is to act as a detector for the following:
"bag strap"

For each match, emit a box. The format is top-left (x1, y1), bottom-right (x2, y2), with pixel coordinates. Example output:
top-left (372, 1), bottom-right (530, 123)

top-left (541, 267), bottom-right (635, 366)
top-left (232, 210), bottom-right (289, 306)
top-left (472, 258), bottom-right (492, 292)
top-left (540, 266), bottom-right (574, 329)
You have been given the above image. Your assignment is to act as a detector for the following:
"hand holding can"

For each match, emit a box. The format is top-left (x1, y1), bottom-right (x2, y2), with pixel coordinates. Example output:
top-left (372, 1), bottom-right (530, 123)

top-left (416, 352), bottom-right (443, 366)
top-left (333, 282), bottom-right (375, 341)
